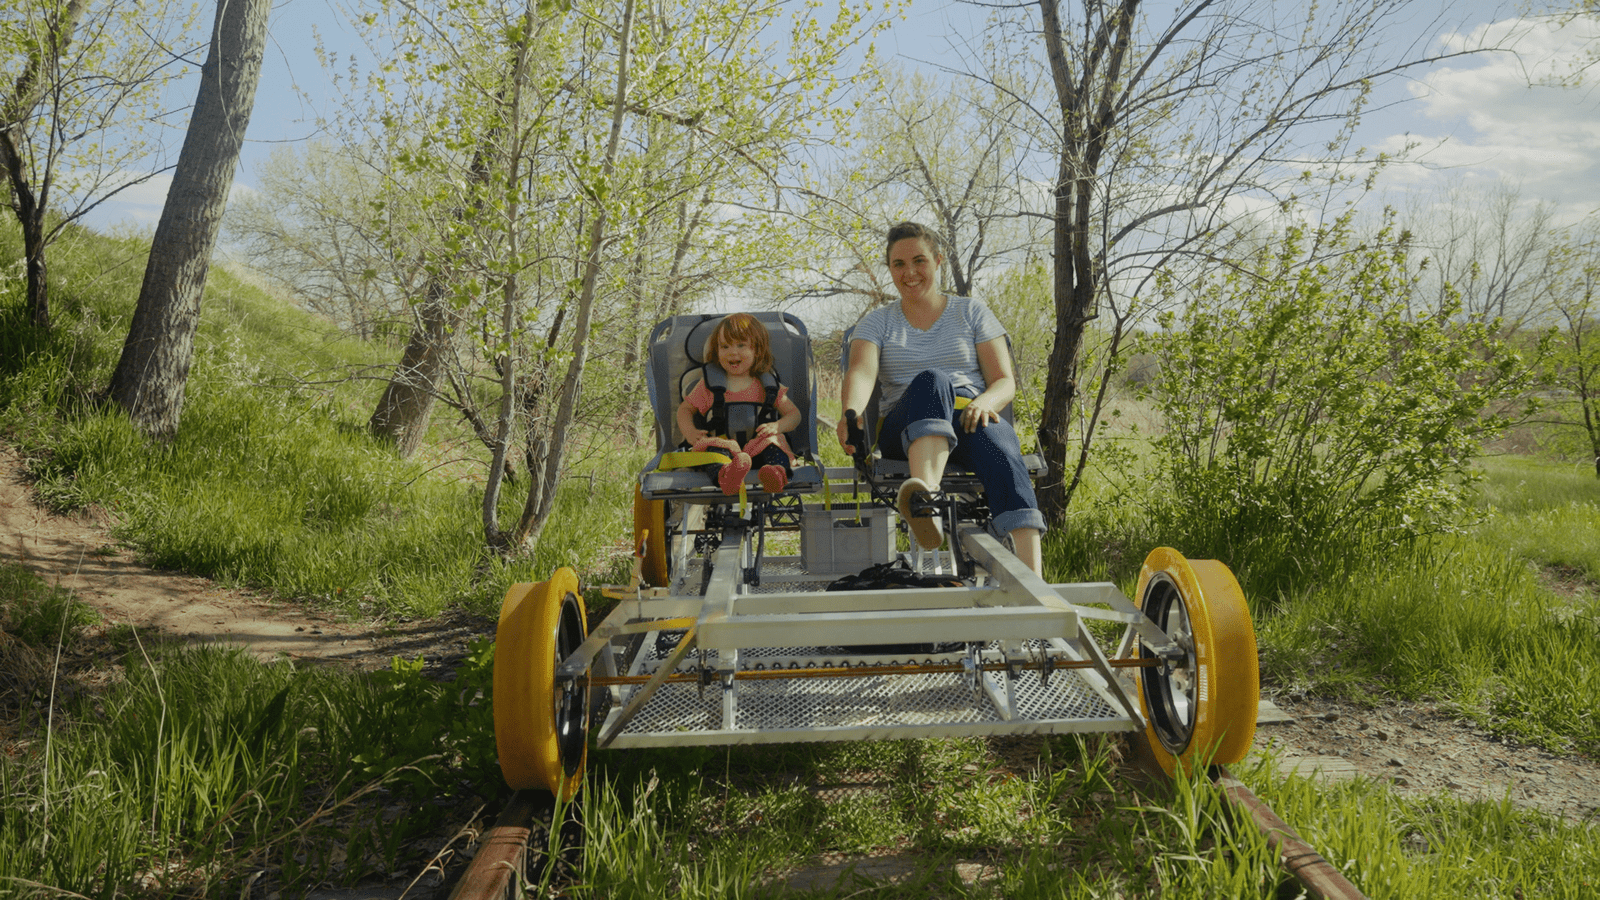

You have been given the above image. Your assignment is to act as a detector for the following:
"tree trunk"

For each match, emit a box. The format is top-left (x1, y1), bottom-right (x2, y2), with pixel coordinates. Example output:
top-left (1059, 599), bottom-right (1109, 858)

top-left (1033, 0), bottom-right (1136, 524)
top-left (0, 125), bottom-right (51, 330)
top-left (1036, 161), bottom-right (1086, 524)
top-left (107, 0), bottom-right (270, 438)
top-left (18, 194), bottom-right (49, 331)
top-left (368, 280), bottom-right (455, 458)
top-left (0, 0), bottom-right (91, 332)
top-left (510, 0), bottom-right (636, 550)
top-left (1584, 389), bottom-right (1600, 479)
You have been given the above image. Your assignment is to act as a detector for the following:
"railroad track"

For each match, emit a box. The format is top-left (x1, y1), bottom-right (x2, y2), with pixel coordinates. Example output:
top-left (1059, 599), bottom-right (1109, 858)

top-left (446, 764), bottom-right (1366, 900)
top-left (447, 791), bottom-right (582, 900)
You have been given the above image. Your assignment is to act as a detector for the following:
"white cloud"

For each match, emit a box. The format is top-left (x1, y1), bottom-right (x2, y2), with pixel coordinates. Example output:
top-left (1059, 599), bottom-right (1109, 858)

top-left (88, 175), bottom-right (173, 227)
top-left (75, 172), bottom-right (261, 235)
top-left (1377, 16), bottom-right (1600, 223)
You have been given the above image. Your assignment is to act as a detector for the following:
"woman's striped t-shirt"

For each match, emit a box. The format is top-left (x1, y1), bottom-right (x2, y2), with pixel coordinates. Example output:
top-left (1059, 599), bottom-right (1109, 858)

top-left (851, 295), bottom-right (1007, 411)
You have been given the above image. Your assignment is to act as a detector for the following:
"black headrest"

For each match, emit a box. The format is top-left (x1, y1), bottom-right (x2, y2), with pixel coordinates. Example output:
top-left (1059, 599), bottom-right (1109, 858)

top-left (684, 317), bottom-right (724, 366)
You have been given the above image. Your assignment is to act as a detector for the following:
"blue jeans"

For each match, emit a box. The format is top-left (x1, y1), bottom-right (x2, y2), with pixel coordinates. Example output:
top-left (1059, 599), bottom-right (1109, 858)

top-left (878, 370), bottom-right (1046, 537)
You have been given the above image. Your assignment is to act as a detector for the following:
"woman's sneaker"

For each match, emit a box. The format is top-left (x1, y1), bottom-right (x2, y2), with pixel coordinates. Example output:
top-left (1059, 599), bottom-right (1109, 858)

top-left (896, 477), bottom-right (944, 550)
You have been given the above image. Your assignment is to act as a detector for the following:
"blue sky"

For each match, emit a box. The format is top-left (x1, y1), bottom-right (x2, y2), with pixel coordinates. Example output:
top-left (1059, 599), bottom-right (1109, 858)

top-left (84, 0), bottom-right (1600, 231)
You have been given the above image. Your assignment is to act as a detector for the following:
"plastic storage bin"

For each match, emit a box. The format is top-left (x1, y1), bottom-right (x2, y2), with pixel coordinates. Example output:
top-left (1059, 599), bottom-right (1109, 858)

top-left (800, 504), bottom-right (895, 574)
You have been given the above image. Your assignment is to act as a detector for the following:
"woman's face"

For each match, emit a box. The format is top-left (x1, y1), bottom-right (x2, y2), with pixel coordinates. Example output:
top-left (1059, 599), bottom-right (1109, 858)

top-left (887, 237), bottom-right (941, 302)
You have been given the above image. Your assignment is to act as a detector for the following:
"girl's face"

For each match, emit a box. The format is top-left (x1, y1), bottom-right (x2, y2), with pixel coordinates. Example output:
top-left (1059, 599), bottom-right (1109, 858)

top-left (718, 336), bottom-right (754, 376)
top-left (887, 237), bottom-right (942, 303)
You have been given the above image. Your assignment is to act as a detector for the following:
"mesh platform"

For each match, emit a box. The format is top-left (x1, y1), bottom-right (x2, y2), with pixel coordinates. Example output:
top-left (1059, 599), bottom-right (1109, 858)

top-left (601, 639), bottom-right (1132, 748)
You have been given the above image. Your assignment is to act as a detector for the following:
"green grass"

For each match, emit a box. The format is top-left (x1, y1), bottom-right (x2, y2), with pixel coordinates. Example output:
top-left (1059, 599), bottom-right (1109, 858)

top-left (0, 221), bottom-right (636, 619)
top-left (1254, 537), bottom-right (1600, 753)
top-left (0, 562), bottom-right (99, 647)
top-left (5, 221), bottom-right (1600, 897)
top-left (1473, 454), bottom-right (1600, 579)
top-left (0, 563), bottom-right (500, 897)
top-left (554, 741), bottom-right (1600, 899)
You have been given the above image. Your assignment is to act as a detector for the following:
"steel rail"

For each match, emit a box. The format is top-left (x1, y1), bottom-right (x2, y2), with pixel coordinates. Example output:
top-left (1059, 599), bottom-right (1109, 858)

top-left (1212, 765), bottom-right (1370, 900)
top-left (445, 792), bottom-right (543, 900)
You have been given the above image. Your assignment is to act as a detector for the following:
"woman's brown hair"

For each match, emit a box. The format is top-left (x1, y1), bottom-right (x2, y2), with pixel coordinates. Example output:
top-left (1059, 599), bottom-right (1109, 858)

top-left (884, 221), bottom-right (943, 265)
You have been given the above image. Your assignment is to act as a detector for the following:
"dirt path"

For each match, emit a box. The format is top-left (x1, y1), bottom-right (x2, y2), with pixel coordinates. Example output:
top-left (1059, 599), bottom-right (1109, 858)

top-left (0, 445), bottom-right (465, 665)
top-left (1261, 695), bottom-right (1600, 823)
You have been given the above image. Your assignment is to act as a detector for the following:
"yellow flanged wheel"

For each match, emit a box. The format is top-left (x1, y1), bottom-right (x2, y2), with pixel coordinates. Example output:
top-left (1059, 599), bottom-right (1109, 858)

top-left (633, 485), bottom-right (670, 588)
top-left (1134, 547), bottom-right (1259, 777)
top-left (493, 568), bottom-right (588, 798)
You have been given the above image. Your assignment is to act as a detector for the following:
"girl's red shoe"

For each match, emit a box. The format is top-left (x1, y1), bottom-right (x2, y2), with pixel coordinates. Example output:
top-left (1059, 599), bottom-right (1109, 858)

top-left (758, 464), bottom-right (788, 494)
top-left (718, 452), bottom-right (752, 495)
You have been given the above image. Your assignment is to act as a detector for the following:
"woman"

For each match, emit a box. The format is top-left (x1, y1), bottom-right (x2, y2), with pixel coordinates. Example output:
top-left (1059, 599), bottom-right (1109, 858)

top-left (836, 221), bottom-right (1045, 575)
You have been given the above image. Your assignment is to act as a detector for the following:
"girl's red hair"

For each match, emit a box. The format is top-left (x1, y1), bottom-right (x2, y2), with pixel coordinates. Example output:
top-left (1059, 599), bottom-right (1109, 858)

top-left (706, 313), bottom-right (775, 376)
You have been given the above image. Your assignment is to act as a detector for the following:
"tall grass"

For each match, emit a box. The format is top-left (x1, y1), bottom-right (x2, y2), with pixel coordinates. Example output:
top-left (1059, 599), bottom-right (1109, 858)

top-left (1473, 454), bottom-right (1600, 579)
top-left (557, 739), bottom-right (1600, 899)
top-left (0, 563), bottom-right (501, 897)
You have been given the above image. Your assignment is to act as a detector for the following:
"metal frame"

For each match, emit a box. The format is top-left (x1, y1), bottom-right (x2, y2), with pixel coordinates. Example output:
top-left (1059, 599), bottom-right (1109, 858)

top-left (561, 468), bottom-right (1188, 752)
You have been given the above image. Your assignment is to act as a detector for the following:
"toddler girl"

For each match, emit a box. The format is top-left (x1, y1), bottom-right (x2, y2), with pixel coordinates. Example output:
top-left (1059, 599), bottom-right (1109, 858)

top-left (676, 313), bottom-right (800, 494)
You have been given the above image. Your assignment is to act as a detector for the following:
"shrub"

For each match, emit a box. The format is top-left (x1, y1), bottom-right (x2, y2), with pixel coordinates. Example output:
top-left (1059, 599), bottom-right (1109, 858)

top-left (1141, 213), bottom-right (1536, 598)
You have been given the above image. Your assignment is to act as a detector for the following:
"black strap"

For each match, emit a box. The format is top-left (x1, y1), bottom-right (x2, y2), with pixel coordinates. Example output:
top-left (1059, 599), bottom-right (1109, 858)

top-left (826, 560), bottom-right (964, 592)
top-left (695, 365), bottom-right (781, 444)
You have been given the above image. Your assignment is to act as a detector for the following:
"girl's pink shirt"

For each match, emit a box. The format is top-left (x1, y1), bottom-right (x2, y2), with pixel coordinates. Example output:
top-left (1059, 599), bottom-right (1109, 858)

top-left (684, 376), bottom-right (794, 460)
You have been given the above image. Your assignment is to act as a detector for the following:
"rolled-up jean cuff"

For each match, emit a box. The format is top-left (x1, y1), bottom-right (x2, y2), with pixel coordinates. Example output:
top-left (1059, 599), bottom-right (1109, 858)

top-left (901, 417), bottom-right (957, 452)
top-left (992, 508), bottom-right (1046, 537)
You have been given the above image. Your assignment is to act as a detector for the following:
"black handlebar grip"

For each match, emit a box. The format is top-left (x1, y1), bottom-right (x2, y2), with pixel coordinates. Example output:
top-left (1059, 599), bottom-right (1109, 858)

top-left (844, 409), bottom-right (867, 468)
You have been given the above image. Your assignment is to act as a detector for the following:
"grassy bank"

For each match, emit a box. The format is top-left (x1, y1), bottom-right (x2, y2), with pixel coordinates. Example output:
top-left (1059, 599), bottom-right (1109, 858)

top-left (0, 224), bottom-right (634, 619)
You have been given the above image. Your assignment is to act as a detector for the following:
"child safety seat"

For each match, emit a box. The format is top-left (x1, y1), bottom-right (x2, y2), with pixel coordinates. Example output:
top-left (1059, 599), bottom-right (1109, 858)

top-left (691, 365), bottom-right (781, 448)
top-left (639, 312), bottom-right (819, 498)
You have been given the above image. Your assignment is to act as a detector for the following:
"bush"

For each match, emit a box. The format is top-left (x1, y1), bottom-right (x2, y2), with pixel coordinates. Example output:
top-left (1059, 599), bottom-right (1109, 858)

top-left (1141, 214), bottom-right (1535, 598)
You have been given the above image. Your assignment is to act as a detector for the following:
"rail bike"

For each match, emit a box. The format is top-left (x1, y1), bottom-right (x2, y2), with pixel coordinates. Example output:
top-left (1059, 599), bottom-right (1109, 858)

top-left (492, 312), bottom-right (1259, 798)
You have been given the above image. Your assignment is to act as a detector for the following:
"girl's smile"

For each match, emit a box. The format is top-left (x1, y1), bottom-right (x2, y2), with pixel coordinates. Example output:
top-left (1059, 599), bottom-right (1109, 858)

top-left (719, 339), bottom-right (753, 375)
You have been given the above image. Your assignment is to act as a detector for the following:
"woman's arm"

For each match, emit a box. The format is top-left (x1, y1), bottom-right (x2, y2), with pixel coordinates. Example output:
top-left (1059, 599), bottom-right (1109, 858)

top-left (964, 336), bottom-right (1016, 433)
top-left (836, 338), bottom-right (880, 453)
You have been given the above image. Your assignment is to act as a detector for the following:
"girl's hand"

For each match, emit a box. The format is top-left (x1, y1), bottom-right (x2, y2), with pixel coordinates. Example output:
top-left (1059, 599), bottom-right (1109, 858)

top-left (682, 426), bottom-right (707, 446)
top-left (756, 422), bottom-right (780, 438)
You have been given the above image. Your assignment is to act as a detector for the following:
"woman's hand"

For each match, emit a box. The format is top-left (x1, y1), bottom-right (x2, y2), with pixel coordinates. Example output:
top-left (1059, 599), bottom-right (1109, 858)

top-left (961, 398), bottom-right (1000, 432)
top-left (835, 416), bottom-right (855, 456)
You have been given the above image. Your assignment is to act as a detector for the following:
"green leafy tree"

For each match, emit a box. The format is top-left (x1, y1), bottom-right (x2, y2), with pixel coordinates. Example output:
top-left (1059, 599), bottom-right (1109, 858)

top-left (342, 0), bottom-right (883, 553)
top-left (1542, 220), bottom-right (1600, 476)
top-left (1142, 214), bottom-right (1536, 593)
top-left (993, 0), bottom-right (1505, 523)
top-left (0, 0), bottom-right (197, 329)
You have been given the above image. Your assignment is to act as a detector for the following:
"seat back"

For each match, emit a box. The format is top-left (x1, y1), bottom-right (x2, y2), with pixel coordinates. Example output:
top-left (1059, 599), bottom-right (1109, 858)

top-left (646, 312), bottom-right (817, 459)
